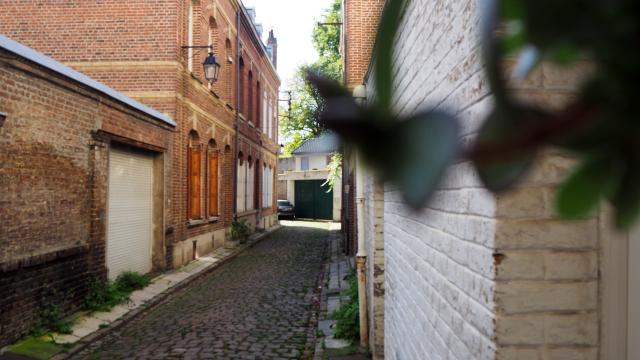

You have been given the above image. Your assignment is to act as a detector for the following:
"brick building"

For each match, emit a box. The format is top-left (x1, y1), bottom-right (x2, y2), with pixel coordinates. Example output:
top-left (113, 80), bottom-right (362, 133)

top-left (343, 0), bottom-right (636, 359)
top-left (0, 0), bottom-right (281, 270)
top-left (0, 35), bottom-right (175, 346)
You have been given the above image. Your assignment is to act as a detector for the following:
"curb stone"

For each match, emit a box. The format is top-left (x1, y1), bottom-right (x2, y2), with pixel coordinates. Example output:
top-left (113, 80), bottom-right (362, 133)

top-left (50, 225), bottom-right (282, 360)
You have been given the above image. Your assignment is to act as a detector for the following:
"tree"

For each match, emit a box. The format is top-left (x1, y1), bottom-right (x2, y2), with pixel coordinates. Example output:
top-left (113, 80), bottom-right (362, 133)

top-left (279, 0), bottom-right (341, 156)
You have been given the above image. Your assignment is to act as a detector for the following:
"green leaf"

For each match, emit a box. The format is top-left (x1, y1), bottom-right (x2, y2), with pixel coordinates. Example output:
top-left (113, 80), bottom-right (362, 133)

top-left (477, 155), bottom-right (535, 192)
top-left (389, 111), bottom-right (459, 207)
top-left (556, 156), bottom-right (613, 218)
top-left (373, 0), bottom-right (405, 114)
top-left (500, 0), bottom-right (524, 20)
top-left (550, 43), bottom-right (581, 64)
top-left (613, 158), bottom-right (640, 229)
top-left (474, 106), bottom-right (539, 191)
top-left (503, 26), bottom-right (526, 55)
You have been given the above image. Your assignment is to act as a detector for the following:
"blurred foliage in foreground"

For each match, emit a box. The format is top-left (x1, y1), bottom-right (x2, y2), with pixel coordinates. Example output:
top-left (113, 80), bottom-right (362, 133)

top-left (308, 0), bottom-right (640, 228)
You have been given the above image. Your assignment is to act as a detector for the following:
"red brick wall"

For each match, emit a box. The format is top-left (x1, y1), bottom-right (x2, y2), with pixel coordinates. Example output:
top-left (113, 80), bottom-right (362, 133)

top-left (0, 47), bottom-right (172, 347)
top-left (0, 0), bottom-right (280, 267)
top-left (343, 0), bottom-right (385, 88)
top-left (0, 0), bottom-right (178, 62)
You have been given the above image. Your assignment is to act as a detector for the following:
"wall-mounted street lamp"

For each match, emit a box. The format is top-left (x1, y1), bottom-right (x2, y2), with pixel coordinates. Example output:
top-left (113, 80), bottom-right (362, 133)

top-left (181, 45), bottom-right (221, 82)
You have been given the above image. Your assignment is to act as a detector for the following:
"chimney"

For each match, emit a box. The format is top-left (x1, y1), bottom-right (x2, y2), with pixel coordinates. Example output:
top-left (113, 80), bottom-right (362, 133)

top-left (267, 29), bottom-right (277, 69)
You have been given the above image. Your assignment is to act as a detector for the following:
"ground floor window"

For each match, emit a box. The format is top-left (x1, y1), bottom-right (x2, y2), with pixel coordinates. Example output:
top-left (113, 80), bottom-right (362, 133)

top-left (208, 145), bottom-right (219, 217)
top-left (188, 133), bottom-right (202, 220)
top-left (262, 165), bottom-right (273, 209)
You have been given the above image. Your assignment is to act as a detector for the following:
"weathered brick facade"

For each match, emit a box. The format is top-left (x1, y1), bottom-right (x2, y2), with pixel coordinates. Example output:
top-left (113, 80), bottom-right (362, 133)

top-left (0, 0), bottom-right (280, 269)
top-left (344, 0), bottom-right (608, 359)
top-left (0, 0), bottom-right (279, 347)
top-left (0, 37), bottom-right (174, 346)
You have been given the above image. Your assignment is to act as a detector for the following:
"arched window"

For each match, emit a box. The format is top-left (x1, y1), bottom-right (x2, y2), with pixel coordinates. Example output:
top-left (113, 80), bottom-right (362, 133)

top-left (262, 87), bottom-right (267, 132)
top-left (254, 158), bottom-right (260, 210)
top-left (262, 163), bottom-right (268, 208)
top-left (248, 71), bottom-right (253, 122)
top-left (256, 81), bottom-right (261, 128)
top-left (207, 139), bottom-right (219, 217)
top-left (239, 57), bottom-right (245, 115)
top-left (267, 94), bottom-right (273, 138)
top-left (246, 156), bottom-right (254, 210)
top-left (236, 152), bottom-right (246, 213)
top-left (262, 164), bottom-right (273, 209)
top-left (188, 130), bottom-right (202, 219)
top-left (224, 39), bottom-right (232, 102)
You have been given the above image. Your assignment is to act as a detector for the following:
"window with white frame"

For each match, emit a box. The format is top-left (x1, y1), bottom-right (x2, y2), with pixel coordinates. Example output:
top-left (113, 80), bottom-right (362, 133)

top-left (246, 160), bottom-right (255, 211)
top-left (266, 96), bottom-right (271, 139)
top-left (262, 91), bottom-right (267, 133)
top-left (236, 155), bottom-right (246, 213)
top-left (273, 101), bottom-right (278, 142)
top-left (262, 164), bottom-right (273, 208)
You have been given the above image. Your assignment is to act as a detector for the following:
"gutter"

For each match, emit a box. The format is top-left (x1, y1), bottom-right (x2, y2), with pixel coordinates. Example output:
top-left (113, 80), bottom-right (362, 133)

top-left (355, 153), bottom-right (369, 348)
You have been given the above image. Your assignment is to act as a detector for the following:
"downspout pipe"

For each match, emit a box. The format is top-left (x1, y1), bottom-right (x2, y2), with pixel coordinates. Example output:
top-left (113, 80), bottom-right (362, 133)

top-left (233, 7), bottom-right (241, 221)
top-left (353, 85), bottom-right (368, 348)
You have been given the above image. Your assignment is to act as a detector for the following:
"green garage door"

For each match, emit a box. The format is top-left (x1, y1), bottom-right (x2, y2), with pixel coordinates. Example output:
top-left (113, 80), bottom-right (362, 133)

top-left (294, 180), bottom-right (333, 220)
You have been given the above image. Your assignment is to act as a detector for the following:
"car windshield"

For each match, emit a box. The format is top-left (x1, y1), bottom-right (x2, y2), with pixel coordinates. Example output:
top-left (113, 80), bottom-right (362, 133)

top-left (277, 200), bottom-right (291, 206)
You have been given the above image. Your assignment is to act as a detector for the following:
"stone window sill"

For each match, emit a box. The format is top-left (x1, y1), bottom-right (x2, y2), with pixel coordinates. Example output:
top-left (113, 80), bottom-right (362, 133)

top-left (208, 216), bottom-right (220, 223)
top-left (237, 209), bottom-right (257, 217)
top-left (187, 219), bottom-right (207, 227)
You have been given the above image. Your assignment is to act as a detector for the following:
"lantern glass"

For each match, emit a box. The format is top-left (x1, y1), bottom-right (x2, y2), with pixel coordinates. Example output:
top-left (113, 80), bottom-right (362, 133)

top-left (203, 53), bottom-right (221, 82)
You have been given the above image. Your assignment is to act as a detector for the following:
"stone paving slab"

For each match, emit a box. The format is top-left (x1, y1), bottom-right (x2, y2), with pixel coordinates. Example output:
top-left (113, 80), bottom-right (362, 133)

top-left (314, 223), bottom-right (354, 360)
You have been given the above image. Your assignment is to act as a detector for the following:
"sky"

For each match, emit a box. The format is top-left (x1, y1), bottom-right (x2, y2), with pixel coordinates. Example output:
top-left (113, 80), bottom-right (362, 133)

top-left (242, 0), bottom-right (335, 93)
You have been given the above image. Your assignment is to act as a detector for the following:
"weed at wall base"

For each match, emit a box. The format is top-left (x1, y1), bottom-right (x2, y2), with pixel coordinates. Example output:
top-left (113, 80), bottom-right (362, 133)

top-left (332, 269), bottom-right (359, 343)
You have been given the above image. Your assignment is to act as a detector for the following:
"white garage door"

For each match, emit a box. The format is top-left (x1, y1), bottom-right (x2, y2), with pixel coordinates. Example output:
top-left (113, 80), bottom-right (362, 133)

top-left (107, 147), bottom-right (154, 280)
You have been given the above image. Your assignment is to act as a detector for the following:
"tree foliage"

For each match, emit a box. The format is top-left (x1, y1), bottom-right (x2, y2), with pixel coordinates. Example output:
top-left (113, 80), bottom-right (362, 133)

top-left (279, 0), bottom-right (342, 154)
top-left (309, 0), bottom-right (640, 228)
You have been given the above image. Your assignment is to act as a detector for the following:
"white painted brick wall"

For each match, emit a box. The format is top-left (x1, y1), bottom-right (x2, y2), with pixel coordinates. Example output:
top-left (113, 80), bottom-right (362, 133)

top-left (363, 170), bottom-right (385, 358)
top-left (364, 0), bottom-right (597, 359)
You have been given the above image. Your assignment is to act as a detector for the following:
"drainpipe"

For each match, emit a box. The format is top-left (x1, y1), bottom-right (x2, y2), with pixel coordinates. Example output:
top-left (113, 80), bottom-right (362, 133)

top-left (233, 7), bottom-right (241, 221)
top-left (353, 84), bottom-right (368, 348)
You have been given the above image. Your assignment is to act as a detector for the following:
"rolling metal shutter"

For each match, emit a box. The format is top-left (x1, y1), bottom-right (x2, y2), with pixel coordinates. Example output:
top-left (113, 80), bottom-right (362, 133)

top-left (107, 147), bottom-right (154, 279)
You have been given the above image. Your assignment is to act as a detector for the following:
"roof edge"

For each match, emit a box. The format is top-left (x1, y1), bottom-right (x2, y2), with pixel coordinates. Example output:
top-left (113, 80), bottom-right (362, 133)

top-left (0, 35), bottom-right (176, 127)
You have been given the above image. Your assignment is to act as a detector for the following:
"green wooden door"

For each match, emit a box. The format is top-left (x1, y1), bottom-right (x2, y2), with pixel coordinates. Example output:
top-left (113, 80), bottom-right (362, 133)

top-left (294, 180), bottom-right (333, 220)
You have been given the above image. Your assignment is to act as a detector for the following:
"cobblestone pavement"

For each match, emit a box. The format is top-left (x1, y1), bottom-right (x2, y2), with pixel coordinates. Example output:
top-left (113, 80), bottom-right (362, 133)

top-left (74, 221), bottom-right (331, 360)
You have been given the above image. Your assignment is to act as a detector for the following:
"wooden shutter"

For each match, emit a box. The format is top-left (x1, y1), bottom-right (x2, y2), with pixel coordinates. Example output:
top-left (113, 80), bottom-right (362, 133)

top-left (188, 146), bottom-right (202, 219)
top-left (208, 152), bottom-right (219, 217)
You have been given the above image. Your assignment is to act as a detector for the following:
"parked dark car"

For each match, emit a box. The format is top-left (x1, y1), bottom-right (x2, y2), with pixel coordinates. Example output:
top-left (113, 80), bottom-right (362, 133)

top-left (277, 199), bottom-right (295, 219)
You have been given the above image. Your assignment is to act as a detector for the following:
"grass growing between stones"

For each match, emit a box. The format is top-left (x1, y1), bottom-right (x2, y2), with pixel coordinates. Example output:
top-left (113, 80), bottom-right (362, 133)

top-left (84, 272), bottom-right (151, 312)
top-left (6, 336), bottom-right (71, 360)
top-left (7, 272), bottom-right (153, 359)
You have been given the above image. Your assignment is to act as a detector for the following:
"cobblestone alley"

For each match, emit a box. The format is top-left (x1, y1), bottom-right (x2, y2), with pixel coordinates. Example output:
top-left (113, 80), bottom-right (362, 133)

top-left (74, 222), bottom-right (331, 360)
